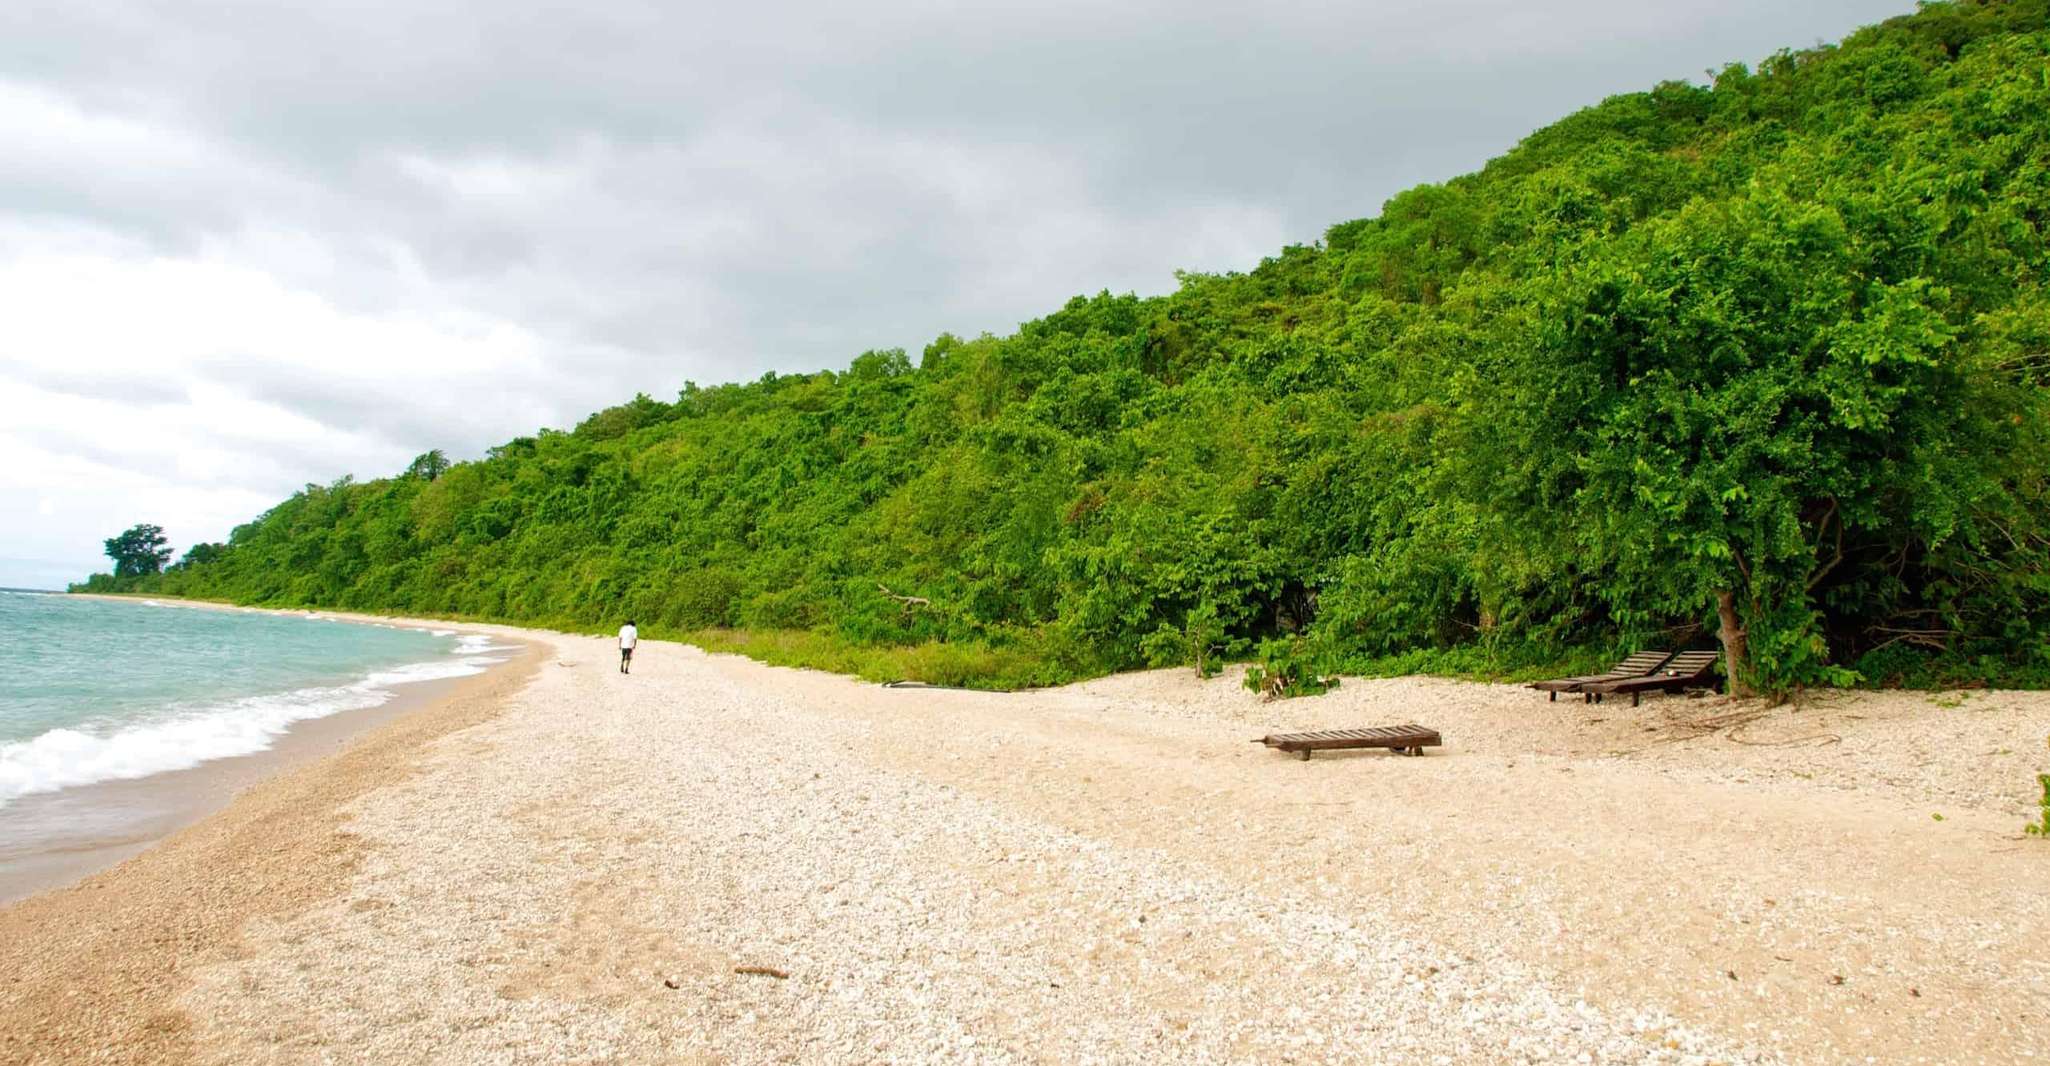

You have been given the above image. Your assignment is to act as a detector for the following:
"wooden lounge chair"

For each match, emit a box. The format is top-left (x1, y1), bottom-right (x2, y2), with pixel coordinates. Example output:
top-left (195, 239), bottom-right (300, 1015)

top-left (1529, 650), bottom-right (1675, 701)
top-left (1252, 724), bottom-right (1442, 761)
top-left (1580, 650), bottom-right (1722, 706)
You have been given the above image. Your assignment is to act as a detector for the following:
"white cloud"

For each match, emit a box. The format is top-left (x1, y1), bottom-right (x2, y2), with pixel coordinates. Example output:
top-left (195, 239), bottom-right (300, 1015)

top-left (0, 242), bottom-right (583, 584)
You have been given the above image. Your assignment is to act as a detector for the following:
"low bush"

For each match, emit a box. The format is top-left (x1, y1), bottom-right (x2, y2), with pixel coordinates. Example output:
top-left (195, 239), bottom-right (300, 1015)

top-left (1244, 637), bottom-right (1340, 700)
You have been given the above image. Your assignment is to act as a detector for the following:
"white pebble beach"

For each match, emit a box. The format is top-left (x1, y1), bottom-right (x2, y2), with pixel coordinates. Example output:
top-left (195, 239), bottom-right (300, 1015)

top-left (4, 617), bottom-right (2046, 1065)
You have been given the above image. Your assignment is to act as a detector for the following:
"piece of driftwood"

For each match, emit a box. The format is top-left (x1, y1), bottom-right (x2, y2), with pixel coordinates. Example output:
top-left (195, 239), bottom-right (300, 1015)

top-left (1252, 724), bottom-right (1442, 760)
top-left (734, 965), bottom-right (790, 979)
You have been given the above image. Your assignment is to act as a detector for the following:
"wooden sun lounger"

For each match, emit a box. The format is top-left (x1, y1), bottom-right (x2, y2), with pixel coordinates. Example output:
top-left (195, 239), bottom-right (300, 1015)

top-left (1529, 650), bottom-right (1675, 701)
top-left (1580, 650), bottom-right (1722, 706)
top-left (1252, 724), bottom-right (1442, 760)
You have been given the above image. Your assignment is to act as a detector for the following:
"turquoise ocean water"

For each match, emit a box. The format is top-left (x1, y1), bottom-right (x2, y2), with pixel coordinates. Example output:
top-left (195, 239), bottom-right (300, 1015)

top-left (0, 592), bottom-right (507, 807)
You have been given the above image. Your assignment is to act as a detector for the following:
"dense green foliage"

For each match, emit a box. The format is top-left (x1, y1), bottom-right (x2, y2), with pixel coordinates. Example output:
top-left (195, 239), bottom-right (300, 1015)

top-left (92, 2), bottom-right (2050, 693)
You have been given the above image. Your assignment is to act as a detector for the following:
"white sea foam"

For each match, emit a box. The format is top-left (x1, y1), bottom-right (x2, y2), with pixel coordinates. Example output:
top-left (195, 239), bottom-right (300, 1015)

top-left (360, 656), bottom-right (499, 687)
top-left (0, 641), bottom-right (511, 807)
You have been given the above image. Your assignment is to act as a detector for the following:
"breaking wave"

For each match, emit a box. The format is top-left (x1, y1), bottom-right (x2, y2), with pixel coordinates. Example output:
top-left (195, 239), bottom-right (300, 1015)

top-left (0, 634), bottom-right (511, 806)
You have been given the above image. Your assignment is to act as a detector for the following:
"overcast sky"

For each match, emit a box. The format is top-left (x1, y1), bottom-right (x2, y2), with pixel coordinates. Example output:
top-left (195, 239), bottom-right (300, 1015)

top-left (1, 0), bottom-right (1911, 589)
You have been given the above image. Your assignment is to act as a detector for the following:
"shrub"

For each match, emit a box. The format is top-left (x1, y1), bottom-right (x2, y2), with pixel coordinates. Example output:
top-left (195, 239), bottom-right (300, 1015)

top-left (1244, 637), bottom-right (1340, 700)
top-left (2026, 774), bottom-right (2050, 839)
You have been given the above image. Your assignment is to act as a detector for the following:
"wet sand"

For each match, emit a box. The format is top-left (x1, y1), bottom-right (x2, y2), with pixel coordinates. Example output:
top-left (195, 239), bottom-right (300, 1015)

top-left (0, 666), bottom-right (508, 905)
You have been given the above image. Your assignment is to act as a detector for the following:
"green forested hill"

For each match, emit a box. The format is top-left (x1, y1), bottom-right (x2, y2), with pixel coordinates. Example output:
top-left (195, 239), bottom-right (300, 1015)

top-left (100, 1), bottom-right (2050, 694)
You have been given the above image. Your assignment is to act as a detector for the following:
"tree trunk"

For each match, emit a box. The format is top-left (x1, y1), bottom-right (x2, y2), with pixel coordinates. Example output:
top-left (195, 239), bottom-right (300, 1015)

top-left (1715, 588), bottom-right (1752, 698)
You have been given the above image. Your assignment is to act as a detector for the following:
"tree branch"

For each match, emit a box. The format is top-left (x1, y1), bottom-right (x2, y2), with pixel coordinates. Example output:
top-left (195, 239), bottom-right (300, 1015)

top-left (1866, 626), bottom-right (1950, 652)
top-left (1807, 497), bottom-right (1845, 592)
top-left (877, 584), bottom-right (931, 615)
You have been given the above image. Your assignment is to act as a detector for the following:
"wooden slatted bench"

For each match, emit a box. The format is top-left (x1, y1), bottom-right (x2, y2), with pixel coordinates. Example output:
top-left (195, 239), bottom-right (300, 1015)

top-left (1252, 724), bottom-right (1442, 760)
top-left (1580, 650), bottom-right (1723, 706)
top-left (1528, 649), bottom-right (1675, 701)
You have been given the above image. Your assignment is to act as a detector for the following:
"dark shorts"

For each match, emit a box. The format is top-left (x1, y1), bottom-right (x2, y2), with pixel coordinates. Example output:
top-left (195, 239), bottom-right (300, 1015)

top-left (620, 647), bottom-right (634, 660)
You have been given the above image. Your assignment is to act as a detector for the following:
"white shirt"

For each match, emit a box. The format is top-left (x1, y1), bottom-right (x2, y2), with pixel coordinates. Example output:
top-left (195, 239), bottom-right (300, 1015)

top-left (618, 624), bottom-right (638, 649)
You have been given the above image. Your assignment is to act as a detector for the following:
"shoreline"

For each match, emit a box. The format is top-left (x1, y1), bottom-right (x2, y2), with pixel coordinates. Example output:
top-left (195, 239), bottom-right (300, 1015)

top-left (0, 666), bottom-right (499, 905)
top-left (0, 596), bottom-right (534, 905)
top-left (0, 606), bottom-right (2045, 1063)
top-left (0, 617), bottom-right (546, 1064)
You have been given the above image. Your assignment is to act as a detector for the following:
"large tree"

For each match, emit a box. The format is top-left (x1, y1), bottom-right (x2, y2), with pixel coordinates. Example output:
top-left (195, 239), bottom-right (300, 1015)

top-left (104, 524), bottom-right (173, 578)
top-left (1471, 178), bottom-right (2037, 695)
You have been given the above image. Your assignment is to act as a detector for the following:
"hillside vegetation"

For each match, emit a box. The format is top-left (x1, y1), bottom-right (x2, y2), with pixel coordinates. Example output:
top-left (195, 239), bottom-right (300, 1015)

top-left (94, 1), bottom-right (2050, 694)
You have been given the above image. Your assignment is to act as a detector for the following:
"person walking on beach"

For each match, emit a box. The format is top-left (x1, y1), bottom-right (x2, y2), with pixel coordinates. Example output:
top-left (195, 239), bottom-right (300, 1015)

top-left (618, 618), bottom-right (638, 674)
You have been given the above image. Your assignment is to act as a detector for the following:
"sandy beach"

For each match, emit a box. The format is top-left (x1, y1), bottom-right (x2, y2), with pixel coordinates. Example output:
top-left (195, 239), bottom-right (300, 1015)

top-left (3, 620), bottom-right (2046, 1064)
